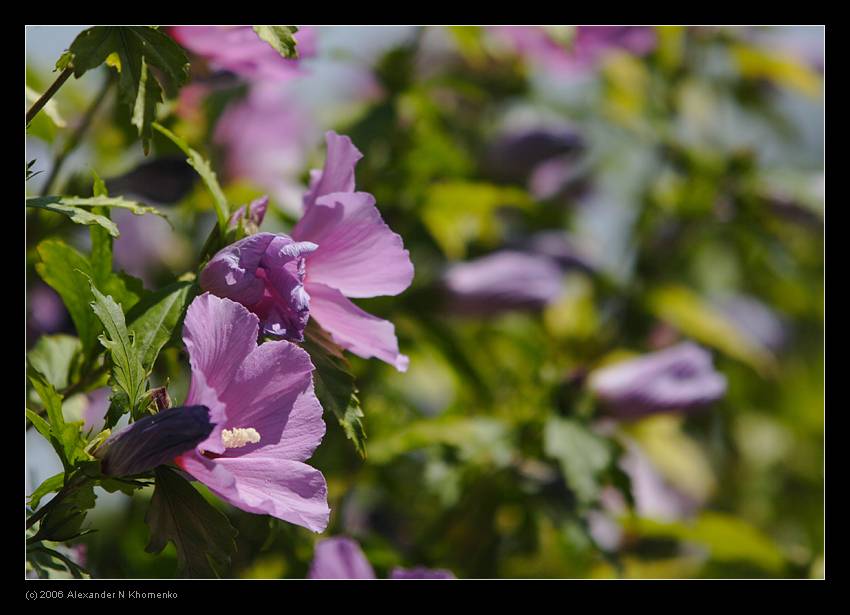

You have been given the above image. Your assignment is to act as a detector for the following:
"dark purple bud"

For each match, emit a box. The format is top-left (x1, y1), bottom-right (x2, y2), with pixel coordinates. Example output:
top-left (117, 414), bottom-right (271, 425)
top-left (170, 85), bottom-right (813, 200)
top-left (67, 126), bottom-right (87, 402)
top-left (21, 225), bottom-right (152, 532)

top-left (98, 405), bottom-right (214, 477)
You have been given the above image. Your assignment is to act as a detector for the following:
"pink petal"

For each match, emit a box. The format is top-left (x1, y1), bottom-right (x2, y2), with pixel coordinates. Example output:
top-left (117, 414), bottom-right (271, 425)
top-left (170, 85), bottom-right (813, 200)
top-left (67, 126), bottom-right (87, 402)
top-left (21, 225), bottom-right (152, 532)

top-left (307, 282), bottom-right (409, 372)
top-left (182, 293), bottom-right (259, 399)
top-left (180, 452), bottom-right (330, 532)
top-left (219, 339), bottom-right (325, 462)
top-left (293, 191), bottom-right (414, 298)
top-left (302, 132), bottom-right (363, 211)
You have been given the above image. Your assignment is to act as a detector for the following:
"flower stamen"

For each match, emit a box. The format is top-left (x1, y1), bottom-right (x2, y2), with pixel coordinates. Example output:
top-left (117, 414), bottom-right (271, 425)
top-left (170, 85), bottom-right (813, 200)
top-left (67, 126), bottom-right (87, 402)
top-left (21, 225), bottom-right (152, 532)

top-left (221, 427), bottom-right (261, 449)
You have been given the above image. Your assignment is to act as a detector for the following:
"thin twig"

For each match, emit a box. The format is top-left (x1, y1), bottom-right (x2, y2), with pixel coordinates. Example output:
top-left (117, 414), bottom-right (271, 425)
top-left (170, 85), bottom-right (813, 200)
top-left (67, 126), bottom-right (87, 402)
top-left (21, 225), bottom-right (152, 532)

top-left (26, 67), bottom-right (74, 126)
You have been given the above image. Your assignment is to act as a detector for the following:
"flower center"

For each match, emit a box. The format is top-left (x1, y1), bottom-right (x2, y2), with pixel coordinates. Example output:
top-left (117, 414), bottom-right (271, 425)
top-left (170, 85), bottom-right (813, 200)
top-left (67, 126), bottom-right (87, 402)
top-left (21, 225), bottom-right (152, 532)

top-left (221, 427), bottom-right (261, 449)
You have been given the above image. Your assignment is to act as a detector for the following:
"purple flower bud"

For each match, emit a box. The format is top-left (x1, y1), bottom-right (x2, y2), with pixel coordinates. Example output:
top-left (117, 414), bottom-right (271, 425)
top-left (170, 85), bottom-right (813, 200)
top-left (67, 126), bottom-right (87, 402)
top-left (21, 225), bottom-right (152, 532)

top-left (308, 537), bottom-right (376, 579)
top-left (588, 342), bottom-right (727, 419)
top-left (227, 196), bottom-right (269, 232)
top-left (98, 405), bottom-right (214, 477)
top-left (200, 232), bottom-right (317, 341)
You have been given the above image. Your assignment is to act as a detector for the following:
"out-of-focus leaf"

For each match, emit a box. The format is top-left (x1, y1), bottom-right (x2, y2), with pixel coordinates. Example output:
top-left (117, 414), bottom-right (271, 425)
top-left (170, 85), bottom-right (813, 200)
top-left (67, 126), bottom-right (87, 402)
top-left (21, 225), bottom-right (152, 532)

top-left (544, 417), bottom-right (611, 505)
top-left (27, 334), bottom-right (81, 391)
top-left (623, 512), bottom-right (786, 573)
top-left (646, 285), bottom-right (776, 375)
top-left (88, 282), bottom-right (148, 422)
top-left (152, 122), bottom-right (229, 230)
top-left (126, 281), bottom-right (195, 372)
top-left (302, 321), bottom-right (366, 458)
top-left (252, 26), bottom-right (299, 59)
top-left (26, 545), bottom-right (90, 579)
top-left (622, 415), bottom-right (716, 503)
top-left (145, 466), bottom-right (237, 578)
top-left (731, 43), bottom-right (821, 98)
top-left (369, 416), bottom-right (512, 466)
top-left (25, 85), bottom-right (66, 127)
top-left (421, 181), bottom-right (531, 259)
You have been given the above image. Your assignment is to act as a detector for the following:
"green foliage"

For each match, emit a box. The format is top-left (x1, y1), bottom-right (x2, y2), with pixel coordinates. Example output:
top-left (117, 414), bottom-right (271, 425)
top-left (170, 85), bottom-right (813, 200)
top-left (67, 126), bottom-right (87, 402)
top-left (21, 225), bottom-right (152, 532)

top-left (27, 371), bottom-right (89, 471)
top-left (60, 26), bottom-right (190, 153)
top-left (126, 281), bottom-right (195, 372)
top-left (252, 26), bottom-right (300, 59)
top-left (544, 417), bottom-right (612, 506)
top-left (27, 334), bottom-right (81, 390)
top-left (88, 281), bottom-right (148, 423)
top-left (145, 466), bottom-right (238, 578)
top-left (303, 321), bottom-right (367, 458)
top-left (624, 512), bottom-right (786, 573)
top-left (35, 239), bottom-right (142, 362)
top-left (422, 181), bottom-right (532, 259)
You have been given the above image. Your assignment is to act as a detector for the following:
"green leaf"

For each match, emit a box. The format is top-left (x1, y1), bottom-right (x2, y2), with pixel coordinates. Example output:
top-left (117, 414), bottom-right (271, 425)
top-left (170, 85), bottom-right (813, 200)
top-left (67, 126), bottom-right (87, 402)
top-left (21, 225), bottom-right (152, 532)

top-left (126, 281), bottom-right (195, 372)
top-left (27, 198), bottom-right (119, 237)
top-left (252, 26), bottom-right (300, 59)
top-left (32, 480), bottom-right (97, 543)
top-left (88, 281), bottom-right (148, 421)
top-left (60, 27), bottom-right (190, 152)
top-left (28, 473), bottom-right (65, 509)
top-left (27, 334), bottom-right (81, 391)
top-left (152, 122), bottom-right (230, 231)
top-left (646, 285), bottom-right (777, 376)
top-left (26, 408), bottom-right (52, 441)
top-left (422, 181), bottom-right (532, 259)
top-left (27, 544), bottom-right (90, 579)
top-left (302, 321), bottom-right (367, 458)
top-left (544, 417), bottom-right (612, 505)
top-left (145, 466), bottom-right (238, 578)
top-left (35, 239), bottom-right (141, 363)
top-left (369, 416), bottom-right (513, 466)
top-left (27, 195), bottom-right (168, 218)
top-left (28, 371), bottom-right (88, 470)
top-left (623, 512), bottom-right (786, 573)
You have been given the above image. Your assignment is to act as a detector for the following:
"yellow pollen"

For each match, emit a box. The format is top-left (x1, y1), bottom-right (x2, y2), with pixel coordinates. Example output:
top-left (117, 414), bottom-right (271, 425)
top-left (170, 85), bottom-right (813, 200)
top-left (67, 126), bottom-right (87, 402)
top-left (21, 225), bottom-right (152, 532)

top-left (221, 427), bottom-right (261, 449)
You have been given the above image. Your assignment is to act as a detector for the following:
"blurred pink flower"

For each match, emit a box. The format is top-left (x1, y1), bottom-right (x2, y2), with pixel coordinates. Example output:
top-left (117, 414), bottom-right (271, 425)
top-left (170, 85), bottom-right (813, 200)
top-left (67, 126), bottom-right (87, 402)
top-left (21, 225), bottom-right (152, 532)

top-left (495, 26), bottom-right (656, 74)
top-left (309, 537), bottom-right (455, 579)
top-left (170, 26), bottom-right (316, 82)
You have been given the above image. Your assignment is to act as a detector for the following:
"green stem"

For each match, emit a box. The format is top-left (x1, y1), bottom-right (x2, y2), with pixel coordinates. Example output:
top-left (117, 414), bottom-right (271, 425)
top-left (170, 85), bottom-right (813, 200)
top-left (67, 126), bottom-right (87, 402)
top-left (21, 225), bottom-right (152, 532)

top-left (25, 473), bottom-right (87, 530)
top-left (26, 67), bottom-right (74, 126)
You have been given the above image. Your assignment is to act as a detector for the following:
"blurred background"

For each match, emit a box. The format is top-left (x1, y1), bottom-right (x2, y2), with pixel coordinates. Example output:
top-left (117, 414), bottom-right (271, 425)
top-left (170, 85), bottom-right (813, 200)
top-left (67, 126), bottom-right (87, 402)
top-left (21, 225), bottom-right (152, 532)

top-left (26, 25), bottom-right (824, 579)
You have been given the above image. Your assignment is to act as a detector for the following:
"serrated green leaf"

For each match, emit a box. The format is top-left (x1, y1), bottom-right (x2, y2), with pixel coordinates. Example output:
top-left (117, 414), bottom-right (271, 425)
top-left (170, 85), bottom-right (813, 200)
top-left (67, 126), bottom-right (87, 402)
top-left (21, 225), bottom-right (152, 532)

top-left (544, 417), bottom-right (611, 505)
top-left (126, 281), bottom-right (195, 372)
top-left (88, 282), bottom-right (148, 421)
top-left (60, 26), bottom-right (190, 152)
top-left (26, 408), bottom-right (52, 441)
top-left (28, 371), bottom-right (87, 470)
top-left (28, 473), bottom-right (65, 509)
top-left (252, 26), bottom-right (299, 59)
top-left (35, 239), bottom-right (141, 362)
top-left (27, 198), bottom-right (119, 237)
top-left (302, 321), bottom-right (367, 458)
top-left (145, 466), bottom-right (238, 578)
top-left (27, 334), bottom-right (81, 391)
top-left (27, 195), bottom-right (168, 218)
